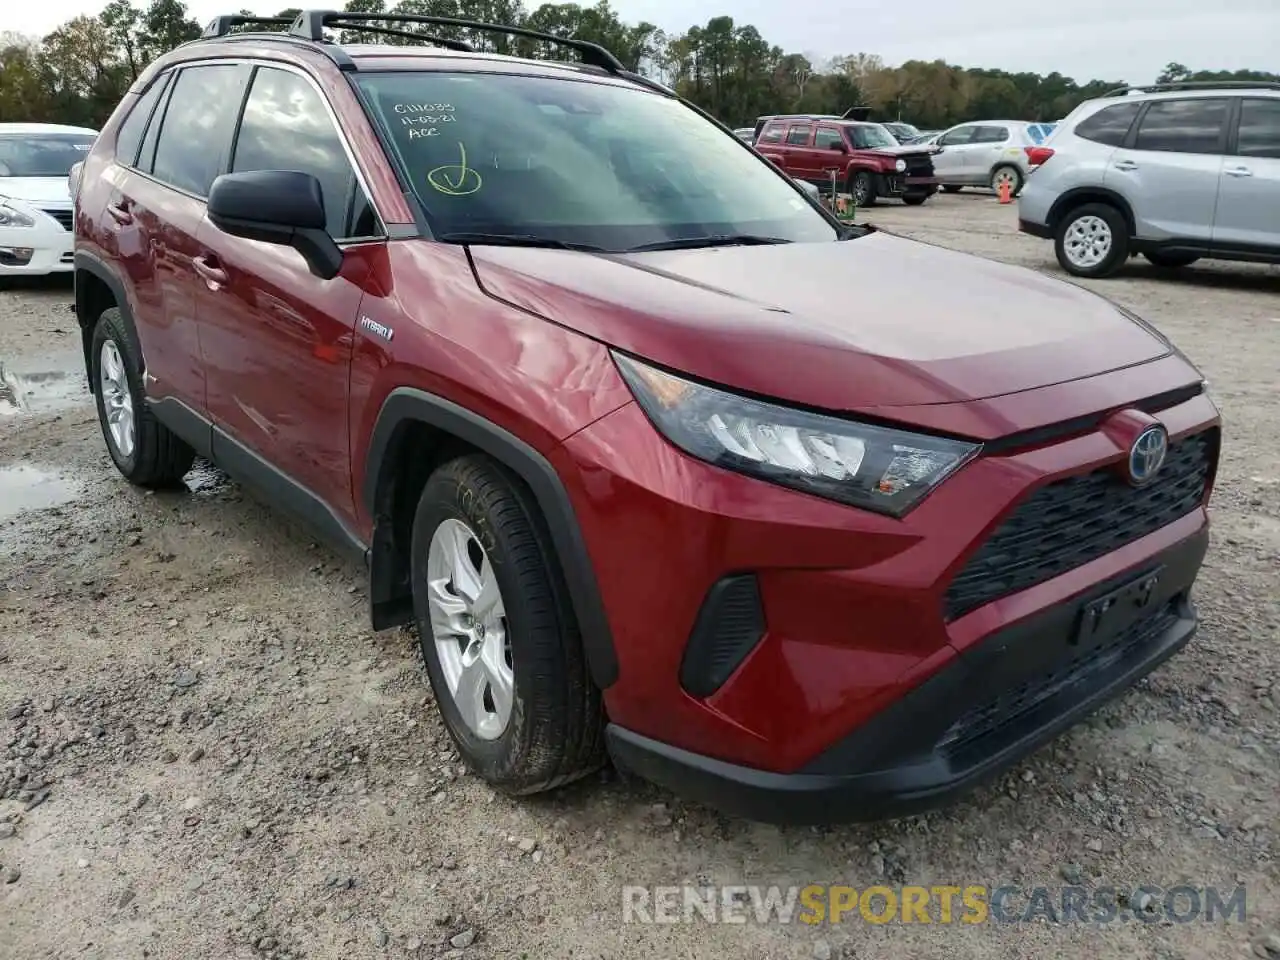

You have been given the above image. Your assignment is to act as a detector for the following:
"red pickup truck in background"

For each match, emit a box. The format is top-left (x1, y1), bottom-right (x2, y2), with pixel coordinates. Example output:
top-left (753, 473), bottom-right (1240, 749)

top-left (754, 116), bottom-right (940, 207)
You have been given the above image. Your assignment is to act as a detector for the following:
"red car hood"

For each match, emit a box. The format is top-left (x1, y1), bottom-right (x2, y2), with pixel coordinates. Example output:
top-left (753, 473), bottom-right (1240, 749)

top-left (467, 230), bottom-right (1171, 412)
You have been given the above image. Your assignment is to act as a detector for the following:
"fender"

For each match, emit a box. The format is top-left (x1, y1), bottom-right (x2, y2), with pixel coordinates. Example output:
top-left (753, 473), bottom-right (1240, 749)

top-left (363, 387), bottom-right (619, 690)
top-left (74, 250), bottom-right (145, 387)
top-left (1047, 187), bottom-right (1137, 234)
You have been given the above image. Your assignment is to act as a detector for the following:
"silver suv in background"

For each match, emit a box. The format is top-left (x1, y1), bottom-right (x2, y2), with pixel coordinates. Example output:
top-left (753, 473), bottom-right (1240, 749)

top-left (1019, 82), bottom-right (1280, 278)
top-left (929, 120), bottom-right (1051, 195)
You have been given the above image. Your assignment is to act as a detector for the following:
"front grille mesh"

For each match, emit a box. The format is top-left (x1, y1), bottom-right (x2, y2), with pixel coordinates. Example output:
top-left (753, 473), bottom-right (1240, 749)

top-left (944, 430), bottom-right (1215, 620)
top-left (42, 209), bottom-right (74, 231)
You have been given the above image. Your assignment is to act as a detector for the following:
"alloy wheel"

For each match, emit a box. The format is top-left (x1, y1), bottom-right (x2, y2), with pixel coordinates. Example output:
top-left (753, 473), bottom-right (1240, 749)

top-left (1062, 215), bottom-right (1112, 269)
top-left (425, 518), bottom-right (513, 740)
top-left (99, 340), bottom-right (135, 459)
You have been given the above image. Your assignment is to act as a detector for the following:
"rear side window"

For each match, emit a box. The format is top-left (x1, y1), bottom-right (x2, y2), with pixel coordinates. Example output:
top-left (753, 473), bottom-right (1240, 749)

top-left (1074, 103), bottom-right (1141, 146)
top-left (151, 64), bottom-right (250, 196)
top-left (231, 67), bottom-right (373, 239)
top-left (113, 77), bottom-right (168, 167)
top-left (1236, 98), bottom-right (1280, 159)
top-left (758, 122), bottom-right (785, 144)
top-left (973, 126), bottom-right (1010, 143)
top-left (1133, 98), bottom-right (1229, 154)
top-left (785, 124), bottom-right (812, 145)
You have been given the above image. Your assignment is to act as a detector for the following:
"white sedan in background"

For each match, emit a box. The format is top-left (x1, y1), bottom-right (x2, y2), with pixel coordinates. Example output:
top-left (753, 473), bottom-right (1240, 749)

top-left (0, 123), bottom-right (98, 277)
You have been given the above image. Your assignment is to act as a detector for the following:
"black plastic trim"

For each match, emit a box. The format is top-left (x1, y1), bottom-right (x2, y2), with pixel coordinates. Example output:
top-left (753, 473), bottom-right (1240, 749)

top-left (363, 387), bottom-right (619, 689)
top-left (678, 575), bottom-right (766, 698)
top-left (73, 251), bottom-right (144, 386)
top-left (150, 397), bottom-right (368, 561)
top-left (608, 529), bottom-right (1206, 824)
top-left (1045, 187), bottom-right (1137, 234)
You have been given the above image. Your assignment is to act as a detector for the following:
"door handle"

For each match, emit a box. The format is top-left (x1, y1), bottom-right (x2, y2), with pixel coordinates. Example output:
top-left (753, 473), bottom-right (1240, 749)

top-left (1224, 166), bottom-right (1253, 178)
top-left (192, 255), bottom-right (228, 289)
top-left (106, 202), bottom-right (133, 225)
top-left (1113, 160), bottom-right (1138, 172)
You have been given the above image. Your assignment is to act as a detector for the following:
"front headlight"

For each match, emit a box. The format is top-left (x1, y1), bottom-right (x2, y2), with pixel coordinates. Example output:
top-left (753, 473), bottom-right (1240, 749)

top-left (614, 354), bottom-right (980, 517)
top-left (0, 200), bottom-right (35, 229)
top-left (894, 158), bottom-right (907, 173)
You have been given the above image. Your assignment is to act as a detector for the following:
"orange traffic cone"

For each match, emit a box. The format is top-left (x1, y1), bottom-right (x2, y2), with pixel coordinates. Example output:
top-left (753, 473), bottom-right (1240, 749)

top-left (997, 180), bottom-right (1013, 204)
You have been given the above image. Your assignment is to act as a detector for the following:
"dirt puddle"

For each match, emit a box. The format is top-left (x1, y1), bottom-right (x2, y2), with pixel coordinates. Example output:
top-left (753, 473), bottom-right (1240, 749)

top-left (0, 360), bottom-right (88, 417)
top-left (0, 464), bottom-right (79, 521)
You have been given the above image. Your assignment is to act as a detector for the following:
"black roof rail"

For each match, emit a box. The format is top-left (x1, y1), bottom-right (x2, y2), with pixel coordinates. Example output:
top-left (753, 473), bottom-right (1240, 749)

top-left (201, 14), bottom-right (295, 38)
top-left (289, 9), bottom-right (626, 72)
top-left (326, 20), bottom-right (473, 52)
top-left (841, 106), bottom-right (872, 121)
top-left (1103, 79), bottom-right (1280, 97)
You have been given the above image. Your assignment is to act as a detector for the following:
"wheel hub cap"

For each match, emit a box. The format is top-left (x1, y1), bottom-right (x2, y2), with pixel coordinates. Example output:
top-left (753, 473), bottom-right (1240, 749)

top-left (426, 518), bottom-right (512, 740)
top-left (99, 340), bottom-right (135, 458)
top-left (1064, 215), bottom-right (1112, 268)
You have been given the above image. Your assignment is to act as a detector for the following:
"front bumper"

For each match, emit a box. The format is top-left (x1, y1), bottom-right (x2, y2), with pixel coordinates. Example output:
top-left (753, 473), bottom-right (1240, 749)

top-left (875, 173), bottom-right (938, 197)
top-left (0, 218), bottom-right (74, 275)
top-left (607, 528), bottom-right (1205, 824)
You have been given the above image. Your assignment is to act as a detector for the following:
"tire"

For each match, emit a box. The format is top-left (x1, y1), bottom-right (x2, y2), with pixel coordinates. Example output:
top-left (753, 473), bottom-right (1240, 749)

top-left (902, 193), bottom-right (928, 206)
top-left (1054, 202), bottom-right (1130, 278)
top-left (941, 185), bottom-right (963, 193)
top-left (1144, 251), bottom-right (1200, 269)
top-left (410, 454), bottom-right (605, 795)
top-left (91, 307), bottom-right (195, 487)
top-left (990, 165), bottom-right (1023, 194)
top-left (848, 171), bottom-right (877, 207)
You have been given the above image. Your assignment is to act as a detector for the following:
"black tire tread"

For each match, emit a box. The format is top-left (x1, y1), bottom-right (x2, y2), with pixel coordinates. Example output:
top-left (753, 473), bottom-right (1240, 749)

top-left (413, 454), bottom-right (605, 795)
top-left (92, 308), bottom-right (195, 487)
top-left (1053, 202), bottom-right (1130, 279)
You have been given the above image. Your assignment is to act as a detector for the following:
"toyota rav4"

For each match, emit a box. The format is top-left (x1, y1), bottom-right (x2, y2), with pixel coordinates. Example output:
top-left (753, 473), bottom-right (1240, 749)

top-left (72, 11), bottom-right (1221, 823)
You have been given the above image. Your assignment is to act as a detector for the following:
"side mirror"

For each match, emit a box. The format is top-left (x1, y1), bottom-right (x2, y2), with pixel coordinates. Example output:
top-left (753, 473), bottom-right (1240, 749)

top-left (207, 170), bottom-right (342, 280)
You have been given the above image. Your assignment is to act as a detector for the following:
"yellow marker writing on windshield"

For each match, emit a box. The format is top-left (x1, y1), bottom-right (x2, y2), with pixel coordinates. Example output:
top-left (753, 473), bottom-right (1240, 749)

top-left (427, 141), bottom-right (483, 197)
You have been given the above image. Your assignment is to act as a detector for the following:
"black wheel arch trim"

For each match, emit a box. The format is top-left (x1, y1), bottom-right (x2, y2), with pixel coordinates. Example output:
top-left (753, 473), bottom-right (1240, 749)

top-left (74, 250), bottom-right (144, 389)
top-left (363, 387), bottom-right (620, 689)
top-left (1047, 187), bottom-right (1136, 234)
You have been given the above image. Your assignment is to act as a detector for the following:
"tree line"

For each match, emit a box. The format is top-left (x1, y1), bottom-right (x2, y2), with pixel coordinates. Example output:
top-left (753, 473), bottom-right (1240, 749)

top-left (2, 0), bottom-right (1276, 131)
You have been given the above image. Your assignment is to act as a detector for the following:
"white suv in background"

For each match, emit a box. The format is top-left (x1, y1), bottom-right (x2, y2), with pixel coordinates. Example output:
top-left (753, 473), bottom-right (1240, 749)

top-left (928, 120), bottom-right (1052, 195)
top-left (1018, 83), bottom-right (1280, 278)
top-left (0, 123), bottom-right (98, 277)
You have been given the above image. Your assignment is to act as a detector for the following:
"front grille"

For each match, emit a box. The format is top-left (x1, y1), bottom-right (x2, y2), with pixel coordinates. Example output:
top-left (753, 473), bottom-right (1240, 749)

top-left (42, 209), bottom-right (73, 231)
top-left (939, 602), bottom-right (1180, 754)
top-left (944, 430), bottom-right (1215, 620)
top-left (903, 154), bottom-right (935, 177)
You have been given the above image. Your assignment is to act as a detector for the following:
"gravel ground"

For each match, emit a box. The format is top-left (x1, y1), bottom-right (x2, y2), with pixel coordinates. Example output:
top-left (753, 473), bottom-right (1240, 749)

top-left (1, 192), bottom-right (1278, 960)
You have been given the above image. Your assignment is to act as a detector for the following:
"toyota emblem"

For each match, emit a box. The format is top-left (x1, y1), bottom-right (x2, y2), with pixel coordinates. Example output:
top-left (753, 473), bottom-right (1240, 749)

top-left (1128, 425), bottom-right (1168, 486)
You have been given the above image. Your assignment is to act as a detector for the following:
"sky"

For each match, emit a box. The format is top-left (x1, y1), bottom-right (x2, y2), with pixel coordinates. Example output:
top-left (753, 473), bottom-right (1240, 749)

top-left (7, 0), bottom-right (1279, 84)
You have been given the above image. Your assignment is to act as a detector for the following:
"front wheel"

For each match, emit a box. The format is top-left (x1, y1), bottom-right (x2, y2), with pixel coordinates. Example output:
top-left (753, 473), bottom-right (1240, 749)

top-left (91, 308), bottom-right (195, 487)
top-left (848, 171), bottom-right (877, 207)
top-left (410, 454), bottom-right (605, 795)
top-left (1054, 203), bottom-right (1130, 278)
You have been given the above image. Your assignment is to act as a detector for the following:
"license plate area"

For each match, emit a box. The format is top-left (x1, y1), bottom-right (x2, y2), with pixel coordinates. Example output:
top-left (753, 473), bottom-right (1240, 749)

top-left (1073, 566), bottom-right (1164, 649)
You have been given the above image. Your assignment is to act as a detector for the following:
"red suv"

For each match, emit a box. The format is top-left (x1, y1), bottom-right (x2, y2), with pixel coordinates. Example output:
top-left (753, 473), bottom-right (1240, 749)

top-left (754, 116), bottom-right (940, 206)
top-left (72, 12), bottom-right (1221, 823)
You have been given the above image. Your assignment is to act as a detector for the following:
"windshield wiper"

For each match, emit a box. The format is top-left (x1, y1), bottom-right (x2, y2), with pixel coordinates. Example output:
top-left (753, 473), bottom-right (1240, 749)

top-left (436, 232), bottom-right (608, 252)
top-left (625, 234), bottom-right (794, 253)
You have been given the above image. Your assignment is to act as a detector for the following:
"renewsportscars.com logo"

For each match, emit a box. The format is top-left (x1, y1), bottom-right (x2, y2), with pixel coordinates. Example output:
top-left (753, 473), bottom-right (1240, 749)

top-left (621, 884), bottom-right (1248, 926)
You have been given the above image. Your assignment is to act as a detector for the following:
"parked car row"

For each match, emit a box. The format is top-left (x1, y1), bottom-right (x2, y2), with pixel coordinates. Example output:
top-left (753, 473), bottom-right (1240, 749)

top-left (54, 11), bottom-right (1229, 826)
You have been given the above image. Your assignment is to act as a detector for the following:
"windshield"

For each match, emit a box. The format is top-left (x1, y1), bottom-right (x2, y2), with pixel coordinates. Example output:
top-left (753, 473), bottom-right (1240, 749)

top-left (0, 134), bottom-right (95, 178)
top-left (848, 124), bottom-right (899, 149)
top-left (356, 72), bottom-right (838, 250)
